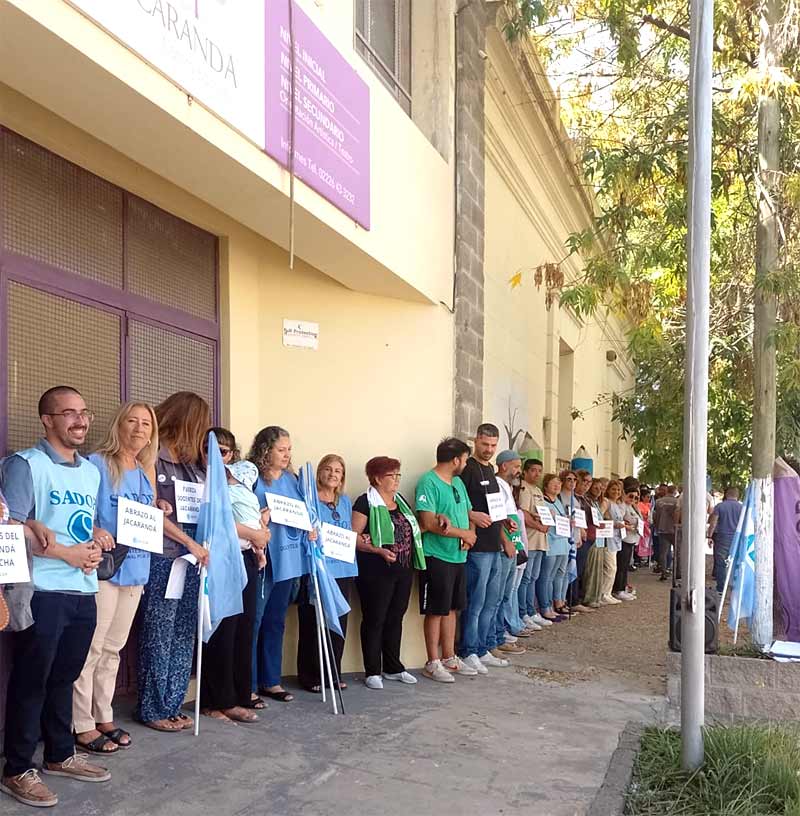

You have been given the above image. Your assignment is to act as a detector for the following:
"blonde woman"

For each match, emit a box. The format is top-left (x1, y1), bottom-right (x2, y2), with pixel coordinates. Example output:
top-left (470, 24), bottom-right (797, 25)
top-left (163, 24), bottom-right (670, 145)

top-left (73, 402), bottom-right (159, 753)
top-left (601, 480), bottom-right (625, 605)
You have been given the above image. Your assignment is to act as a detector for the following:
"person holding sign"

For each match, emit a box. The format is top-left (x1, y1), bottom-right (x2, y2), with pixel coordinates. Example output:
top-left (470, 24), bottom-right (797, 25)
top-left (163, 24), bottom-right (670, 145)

top-left (415, 438), bottom-right (477, 682)
top-left (0, 386), bottom-right (108, 808)
top-left (566, 470), bottom-right (596, 615)
top-left (72, 402), bottom-right (159, 754)
top-left (136, 392), bottom-right (210, 734)
top-left (352, 456), bottom-right (422, 690)
top-left (296, 454), bottom-right (355, 693)
top-left (600, 480), bottom-right (626, 605)
top-left (613, 479), bottom-right (641, 601)
top-left (582, 478), bottom-right (610, 608)
top-left (249, 426), bottom-right (307, 704)
top-left (535, 474), bottom-right (571, 622)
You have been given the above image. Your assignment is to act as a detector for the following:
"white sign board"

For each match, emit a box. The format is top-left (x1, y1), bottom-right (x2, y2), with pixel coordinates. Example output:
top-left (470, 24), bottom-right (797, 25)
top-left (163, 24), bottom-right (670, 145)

top-left (175, 479), bottom-right (205, 525)
top-left (265, 494), bottom-right (312, 531)
top-left (486, 491), bottom-right (508, 523)
top-left (165, 552), bottom-right (198, 600)
top-left (591, 507), bottom-right (604, 526)
top-left (573, 509), bottom-right (587, 529)
top-left (554, 515), bottom-right (571, 537)
top-left (0, 526), bottom-right (30, 584)
top-left (637, 518), bottom-right (645, 537)
top-left (116, 498), bottom-right (164, 554)
top-left (596, 521), bottom-right (614, 540)
top-left (283, 320), bottom-right (319, 350)
top-left (67, 0), bottom-right (266, 146)
top-left (535, 504), bottom-right (555, 526)
top-left (321, 523), bottom-right (357, 563)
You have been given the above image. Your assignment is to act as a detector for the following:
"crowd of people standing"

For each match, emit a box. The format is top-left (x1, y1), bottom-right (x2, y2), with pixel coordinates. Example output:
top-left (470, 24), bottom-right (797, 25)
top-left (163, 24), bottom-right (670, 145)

top-left (0, 390), bottom-right (661, 809)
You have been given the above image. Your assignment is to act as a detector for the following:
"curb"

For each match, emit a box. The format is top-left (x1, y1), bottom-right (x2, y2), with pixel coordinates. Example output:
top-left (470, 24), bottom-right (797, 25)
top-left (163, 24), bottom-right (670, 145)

top-left (587, 721), bottom-right (644, 816)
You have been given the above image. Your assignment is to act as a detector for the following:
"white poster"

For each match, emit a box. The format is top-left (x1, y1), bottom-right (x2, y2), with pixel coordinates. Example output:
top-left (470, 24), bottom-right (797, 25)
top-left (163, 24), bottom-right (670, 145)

top-left (573, 509), bottom-right (587, 529)
top-left (321, 523), bottom-right (356, 563)
top-left (637, 518), bottom-right (645, 537)
top-left (596, 521), bottom-right (614, 540)
top-left (67, 0), bottom-right (266, 146)
top-left (0, 526), bottom-right (30, 584)
top-left (535, 504), bottom-right (555, 526)
top-left (486, 491), bottom-right (508, 523)
top-left (265, 494), bottom-right (312, 531)
top-left (283, 320), bottom-right (320, 350)
top-left (165, 552), bottom-right (198, 600)
top-left (554, 515), bottom-right (571, 537)
top-left (117, 497), bottom-right (164, 553)
top-left (591, 507), bottom-right (604, 526)
top-left (175, 479), bottom-right (205, 525)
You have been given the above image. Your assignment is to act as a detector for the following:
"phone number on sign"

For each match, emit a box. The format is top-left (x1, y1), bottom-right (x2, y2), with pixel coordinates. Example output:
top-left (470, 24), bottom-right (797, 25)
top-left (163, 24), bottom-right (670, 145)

top-left (315, 166), bottom-right (356, 206)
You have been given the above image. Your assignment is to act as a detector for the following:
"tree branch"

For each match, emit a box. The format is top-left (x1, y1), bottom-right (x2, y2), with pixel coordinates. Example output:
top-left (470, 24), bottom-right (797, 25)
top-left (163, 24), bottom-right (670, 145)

top-left (641, 14), bottom-right (756, 67)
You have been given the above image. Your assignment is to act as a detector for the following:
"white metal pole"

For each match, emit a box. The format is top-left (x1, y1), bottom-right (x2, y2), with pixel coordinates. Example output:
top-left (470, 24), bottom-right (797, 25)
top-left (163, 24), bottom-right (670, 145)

top-left (681, 0), bottom-right (713, 772)
top-left (313, 575), bottom-right (327, 704)
top-left (194, 564), bottom-right (206, 737)
top-left (312, 569), bottom-right (338, 714)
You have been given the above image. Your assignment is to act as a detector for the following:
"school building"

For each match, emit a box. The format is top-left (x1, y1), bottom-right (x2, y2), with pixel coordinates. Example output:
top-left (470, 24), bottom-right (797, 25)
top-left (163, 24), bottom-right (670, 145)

top-left (0, 0), bottom-right (634, 716)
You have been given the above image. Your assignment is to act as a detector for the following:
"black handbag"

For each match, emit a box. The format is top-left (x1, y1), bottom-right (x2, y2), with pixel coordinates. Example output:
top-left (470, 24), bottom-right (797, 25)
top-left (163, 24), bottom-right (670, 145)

top-left (97, 543), bottom-right (129, 581)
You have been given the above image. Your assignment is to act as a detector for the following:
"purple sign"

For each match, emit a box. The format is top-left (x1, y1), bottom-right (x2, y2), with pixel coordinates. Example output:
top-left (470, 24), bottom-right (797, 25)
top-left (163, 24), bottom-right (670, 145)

top-left (265, 2), bottom-right (371, 230)
top-left (774, 463), bottom-right (800, 642)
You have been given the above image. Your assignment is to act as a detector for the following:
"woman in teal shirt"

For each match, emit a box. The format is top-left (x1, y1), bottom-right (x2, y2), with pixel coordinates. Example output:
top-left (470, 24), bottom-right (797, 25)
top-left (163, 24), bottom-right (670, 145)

top-left (535, 474), bottom-right (570, 621)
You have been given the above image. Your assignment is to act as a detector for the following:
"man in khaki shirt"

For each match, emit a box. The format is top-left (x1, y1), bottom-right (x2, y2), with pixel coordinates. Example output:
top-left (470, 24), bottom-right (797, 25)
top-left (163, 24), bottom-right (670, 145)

top-left (516, 459), bottom-right (552, 628)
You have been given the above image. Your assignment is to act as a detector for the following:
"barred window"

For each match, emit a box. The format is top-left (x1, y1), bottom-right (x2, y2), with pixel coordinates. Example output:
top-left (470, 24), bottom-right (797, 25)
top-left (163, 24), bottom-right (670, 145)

top-left (355, 0), bottom-right (411, 114)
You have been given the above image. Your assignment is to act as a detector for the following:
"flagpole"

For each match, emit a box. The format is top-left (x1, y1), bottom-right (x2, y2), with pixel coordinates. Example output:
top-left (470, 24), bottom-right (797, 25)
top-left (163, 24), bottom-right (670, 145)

top-left (313, 569), bottom-right (338, 714)
top-left (323, 613), bottom-right (346, 715)
top-left (194, 563), bottom-right (206, 737)
top-left (718, 483), bottom-right (750, 620)
top-left (314, 582), bottom-right (327, 703)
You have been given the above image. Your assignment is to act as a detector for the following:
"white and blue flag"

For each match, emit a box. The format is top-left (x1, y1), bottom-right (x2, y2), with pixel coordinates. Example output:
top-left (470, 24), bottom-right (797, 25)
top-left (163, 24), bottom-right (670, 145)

top-left (726, 482), bottom-right (756, 635)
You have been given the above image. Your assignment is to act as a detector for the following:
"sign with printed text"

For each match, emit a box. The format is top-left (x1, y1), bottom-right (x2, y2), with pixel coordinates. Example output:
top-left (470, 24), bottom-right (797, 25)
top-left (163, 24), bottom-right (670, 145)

top-left (175, 480), bottom-right (205, 525)
top-left (554, 515), bottom-right (571, 537)
top-left (283, 319), bottom-right (319, 350)
top-left (535, 504), bottom-right (555, 526)
top-left (637, 518), bottom-right (645, 537)
top-left (573, 509), bottom-right (587, 529)
top-left (596, 521), bottom-right (614, 539)
top-left (321, 522), bottom-right (356, 563)
top-left (116, 498), bottom-right (164, 554)
top-left (265, 493), bottom-right (312, 531)
top-left (0, 526), bottom-right (30, 584)
top-left (591, 507), bottom-right (604, 526)
top-left (266, 1), bottom-right (371, 228)
top-left (486, 491), bottom-right (508, 523)
top-left (67, 0), bottom-right (266, 146)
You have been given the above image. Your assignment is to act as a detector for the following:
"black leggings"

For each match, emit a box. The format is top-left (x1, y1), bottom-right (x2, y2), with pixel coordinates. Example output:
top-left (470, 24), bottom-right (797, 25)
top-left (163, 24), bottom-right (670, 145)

top-left (613, 542), bottom-right (634, 594)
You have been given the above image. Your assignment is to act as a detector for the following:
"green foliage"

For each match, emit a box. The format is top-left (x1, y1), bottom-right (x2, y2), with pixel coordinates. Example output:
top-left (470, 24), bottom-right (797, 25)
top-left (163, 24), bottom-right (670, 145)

top-left (627, 725), bottom-right (800, 815)
top-left (507, 0), bottom-right (800, 482)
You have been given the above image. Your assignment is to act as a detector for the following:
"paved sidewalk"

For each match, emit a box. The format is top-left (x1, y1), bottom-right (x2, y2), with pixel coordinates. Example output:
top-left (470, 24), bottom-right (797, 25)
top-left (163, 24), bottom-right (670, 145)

top-left (2, 646), bottom-right (663, 816)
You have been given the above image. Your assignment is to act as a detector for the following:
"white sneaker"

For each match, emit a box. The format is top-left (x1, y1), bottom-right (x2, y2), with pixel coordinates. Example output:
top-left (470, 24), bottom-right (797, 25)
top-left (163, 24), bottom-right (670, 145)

top-left (462, 653), bottom-right (489, 674)
top-left (479, 651), bottom-right (510, 668)
top-left (532, 613), bottom-right (553, 627)
top-left (615, 591), bottom-right (636, 601)
top-left (503, 633), bottom-right (518, 644)
top-left (522, 615), bottom-right (535, 627)
top-left (442, 656), bottom-right (478, 676)
top-left (423, 659), bottom-right (455, 683)
top-left (383, 671), bottom-right (417, 684)
top-left (602, 594), bottom-right (622, 605)
top-left (525, 622), bottom-right (542, 632)
top-left (365, 674), bottom-right (384, 690)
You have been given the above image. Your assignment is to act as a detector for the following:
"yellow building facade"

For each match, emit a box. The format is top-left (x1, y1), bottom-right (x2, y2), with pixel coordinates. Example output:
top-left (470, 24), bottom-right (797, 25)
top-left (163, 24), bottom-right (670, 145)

top-left (0, 0), bottom-right (633, 689)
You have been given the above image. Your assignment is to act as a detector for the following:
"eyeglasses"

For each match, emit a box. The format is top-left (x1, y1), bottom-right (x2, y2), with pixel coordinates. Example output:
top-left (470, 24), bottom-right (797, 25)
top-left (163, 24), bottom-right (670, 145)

top-left (627, 491), bottom-right (639, 498)
top-left (45, 410), bottom-right (94, 422)
top-left (325, 501), bottom-right (341, 522)
top-left (565, 476), bottom-right (576, 482)
top-left (204, 445), bottom-right (232, 456)
top-left (383, 472), bottom-right (402, 480)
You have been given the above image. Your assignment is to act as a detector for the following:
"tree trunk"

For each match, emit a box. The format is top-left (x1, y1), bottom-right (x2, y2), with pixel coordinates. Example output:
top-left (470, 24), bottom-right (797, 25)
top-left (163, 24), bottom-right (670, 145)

top-left (751, 0), bottom-right (781, 650)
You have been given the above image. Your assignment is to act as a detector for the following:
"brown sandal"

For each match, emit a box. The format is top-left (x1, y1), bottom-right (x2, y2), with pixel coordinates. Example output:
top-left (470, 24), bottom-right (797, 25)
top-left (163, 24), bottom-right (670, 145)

top-left (0, 587), bottom-right (9, 632)
top-left (222, 707), bottom-right (258, 724)
top-left (143, 718), bottom-right (182, 733)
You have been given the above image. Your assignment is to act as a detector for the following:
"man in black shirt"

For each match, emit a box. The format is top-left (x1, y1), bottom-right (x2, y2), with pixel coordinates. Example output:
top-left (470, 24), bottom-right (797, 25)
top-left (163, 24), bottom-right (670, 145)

top-left (457, 423), bottom-right (510, 672)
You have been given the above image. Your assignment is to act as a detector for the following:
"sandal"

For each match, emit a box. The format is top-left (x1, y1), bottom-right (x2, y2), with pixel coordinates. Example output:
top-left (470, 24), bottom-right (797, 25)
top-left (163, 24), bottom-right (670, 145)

top-left (169, 714), bottom-right (194, 730)
top-left (201, 709), bottom-right (235, 723)
top-left (222, 707), bottom-right (259, 724)
top-left (99, 727), bottom-right (131, 749)
top-left (244, 695), bottom-right (267, 710)
top-left (75, 733), bottom-right (119, 755)
top-left (143, 719), bottom-right (183, 733)
top-left (259, 688), bottom-right (294, 702)
top-left (0, 587), bottom-right (9, 632)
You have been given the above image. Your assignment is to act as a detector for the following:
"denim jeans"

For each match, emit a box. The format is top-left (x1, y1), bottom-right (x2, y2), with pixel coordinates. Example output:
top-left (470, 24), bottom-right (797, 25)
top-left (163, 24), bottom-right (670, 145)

top-left (488, 554), bottom-right (516, 651)
top-left (518, 550), bottom-right (545, 617)
top-left (506, 564), bottom-right (526, 634)
top-left (459, 550), bottom-right (503, 658)
top-left (251, 561), bottom-right (295, 691)
top-left (713, 538), bottom-right (732, 593)
top-left (536, 553), bottom-right (568, 611)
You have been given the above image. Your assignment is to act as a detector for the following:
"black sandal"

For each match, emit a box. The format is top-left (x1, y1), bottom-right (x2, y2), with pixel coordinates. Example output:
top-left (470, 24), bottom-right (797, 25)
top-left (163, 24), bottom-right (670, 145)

top-left (244, 696), bottom-right (267, 710)
top-left (100, 728), bottom-right (131, 749)
top-left (260, 689), bottom-right (294, 702)
top-left (75, 734), bottom-right (119, 755)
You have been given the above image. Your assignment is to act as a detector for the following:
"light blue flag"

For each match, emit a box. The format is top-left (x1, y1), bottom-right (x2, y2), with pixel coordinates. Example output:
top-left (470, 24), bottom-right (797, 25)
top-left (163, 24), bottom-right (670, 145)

top-left (298, 462), bottom-right (351, 637)
top-left (727, 483), bottom-right (756, 633)
top-left (196, 432), bottom-right (248, 643)
top-left (566, 493), bottom-right (578, 583)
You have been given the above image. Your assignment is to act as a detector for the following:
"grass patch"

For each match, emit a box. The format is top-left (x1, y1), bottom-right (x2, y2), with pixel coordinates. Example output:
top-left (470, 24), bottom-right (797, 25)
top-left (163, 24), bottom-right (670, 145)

top-left (717, 641), bottom-right (770, 659)
top-left (626, 724), bottom-right (800, 815)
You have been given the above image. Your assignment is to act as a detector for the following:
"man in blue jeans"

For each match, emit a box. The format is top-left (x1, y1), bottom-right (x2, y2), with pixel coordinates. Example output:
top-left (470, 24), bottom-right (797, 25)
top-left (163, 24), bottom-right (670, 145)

top-left (0, 386), bottom-right (109, 808)
top-left (458, 423), bottom-right (514, 672)
top-left (708, 486), bottom-right (743, 595)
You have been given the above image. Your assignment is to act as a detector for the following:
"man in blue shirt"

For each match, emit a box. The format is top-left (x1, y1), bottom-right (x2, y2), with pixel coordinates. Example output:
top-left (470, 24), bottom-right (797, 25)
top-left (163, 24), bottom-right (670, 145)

top-left (0, 386), bottom-right (110, 809)
top-left (708, 486), bottom-right (743, 594)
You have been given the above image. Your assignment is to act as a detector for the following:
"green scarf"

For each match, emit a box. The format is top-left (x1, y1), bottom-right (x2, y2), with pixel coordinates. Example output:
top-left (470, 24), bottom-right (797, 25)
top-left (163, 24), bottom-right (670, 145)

top-left (366, 487), bottom-right (426, 570)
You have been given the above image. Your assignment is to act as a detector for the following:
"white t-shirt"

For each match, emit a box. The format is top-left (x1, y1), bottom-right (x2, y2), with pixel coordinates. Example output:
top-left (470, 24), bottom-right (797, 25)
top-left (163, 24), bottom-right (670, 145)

top-left (497, 478), bottom-right (517, 515)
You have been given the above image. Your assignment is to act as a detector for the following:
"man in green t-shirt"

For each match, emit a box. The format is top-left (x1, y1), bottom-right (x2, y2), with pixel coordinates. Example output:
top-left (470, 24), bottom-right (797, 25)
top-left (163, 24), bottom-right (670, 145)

top-left (415, 437), bottom-right (477, 684)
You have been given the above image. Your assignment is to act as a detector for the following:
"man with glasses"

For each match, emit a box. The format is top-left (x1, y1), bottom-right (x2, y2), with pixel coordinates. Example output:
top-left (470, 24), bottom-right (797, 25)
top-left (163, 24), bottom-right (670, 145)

top-left (415, 438), bottom-right (477, 682)
top-left (0, 386), bottom-right (109, 808)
